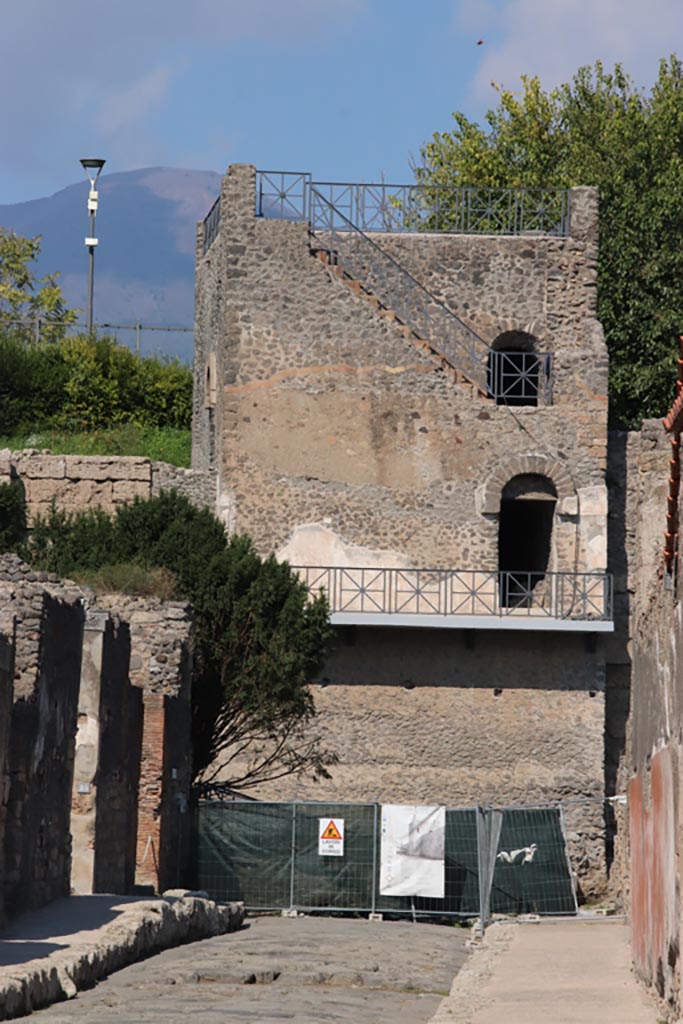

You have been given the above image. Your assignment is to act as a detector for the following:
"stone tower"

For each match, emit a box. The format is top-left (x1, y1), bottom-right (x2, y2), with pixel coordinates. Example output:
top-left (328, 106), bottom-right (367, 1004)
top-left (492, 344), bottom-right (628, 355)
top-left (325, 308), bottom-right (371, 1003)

top-left (193, 164), bottom-right (612, 896)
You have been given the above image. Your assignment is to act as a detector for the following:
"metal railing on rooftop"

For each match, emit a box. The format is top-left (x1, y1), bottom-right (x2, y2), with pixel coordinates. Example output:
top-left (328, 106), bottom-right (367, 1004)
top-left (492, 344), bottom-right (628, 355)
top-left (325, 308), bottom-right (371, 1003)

top-left (294, 566), bottom-right (613, 623)
top-left (254, 172), bottom-right (570, 236)
top-left (201, 170), bottom-right (556, 401)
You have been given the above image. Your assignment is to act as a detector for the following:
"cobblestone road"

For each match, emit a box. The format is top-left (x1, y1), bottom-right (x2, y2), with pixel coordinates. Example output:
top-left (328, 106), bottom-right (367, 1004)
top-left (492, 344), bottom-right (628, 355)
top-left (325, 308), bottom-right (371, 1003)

top-left (32, 915), bottom-right (469, 1023)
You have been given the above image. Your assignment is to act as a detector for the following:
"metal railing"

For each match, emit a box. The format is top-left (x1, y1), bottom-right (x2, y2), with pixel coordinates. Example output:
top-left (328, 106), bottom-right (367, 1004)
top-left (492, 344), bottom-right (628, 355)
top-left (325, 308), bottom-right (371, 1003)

top-left (202, 170), bottom-right (557, 401)
top-left (294, 566), bottom-right (613, 622)
top-left (2, 317), bottom-right (193, 356)
top-left (202, 195), bottom-right (221, 254)
top-left (254, 172), bottom-right (570, 237)
top-left (488, 350), bottom-right (553, 406)
top-left (310, 185), bottom-right (494, 393)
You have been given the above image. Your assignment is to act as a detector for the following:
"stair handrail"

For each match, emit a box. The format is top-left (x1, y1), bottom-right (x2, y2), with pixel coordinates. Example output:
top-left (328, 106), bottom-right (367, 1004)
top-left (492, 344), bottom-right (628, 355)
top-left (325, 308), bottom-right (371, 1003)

top-left (309, 185), bottom-right (492, 392)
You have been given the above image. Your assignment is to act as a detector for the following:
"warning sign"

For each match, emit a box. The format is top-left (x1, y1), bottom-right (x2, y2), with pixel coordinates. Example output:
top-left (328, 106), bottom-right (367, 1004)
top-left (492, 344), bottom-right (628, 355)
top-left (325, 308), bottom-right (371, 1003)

top-left (318, 817), bottom-right (344, 857)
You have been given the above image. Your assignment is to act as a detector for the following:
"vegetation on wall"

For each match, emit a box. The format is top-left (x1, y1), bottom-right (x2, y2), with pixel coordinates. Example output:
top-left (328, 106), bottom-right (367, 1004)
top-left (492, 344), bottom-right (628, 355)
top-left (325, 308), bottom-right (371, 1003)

top-left (413, 56), bottom-right (683, 427)
top-left (0, 481), bottom-right (26, 552)
top-left (3, 490), bottom-right (335, 790)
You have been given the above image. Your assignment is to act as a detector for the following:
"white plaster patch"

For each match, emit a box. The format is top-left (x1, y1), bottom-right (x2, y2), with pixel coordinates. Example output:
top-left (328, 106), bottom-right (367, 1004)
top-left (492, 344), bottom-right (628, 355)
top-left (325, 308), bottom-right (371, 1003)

top-left (276, 523), bottom-right (410, 570)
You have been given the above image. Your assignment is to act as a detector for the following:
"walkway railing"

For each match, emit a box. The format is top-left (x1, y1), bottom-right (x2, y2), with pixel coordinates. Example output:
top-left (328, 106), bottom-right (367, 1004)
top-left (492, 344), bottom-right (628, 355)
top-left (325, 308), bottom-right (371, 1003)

top-left (294, 566), bottom-right (613, 622)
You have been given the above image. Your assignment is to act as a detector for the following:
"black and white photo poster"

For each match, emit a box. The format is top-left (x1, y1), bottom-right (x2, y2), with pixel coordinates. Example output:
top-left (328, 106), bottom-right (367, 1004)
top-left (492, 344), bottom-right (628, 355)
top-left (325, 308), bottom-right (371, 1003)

top-left (379, 804), bottom-right (446, 898)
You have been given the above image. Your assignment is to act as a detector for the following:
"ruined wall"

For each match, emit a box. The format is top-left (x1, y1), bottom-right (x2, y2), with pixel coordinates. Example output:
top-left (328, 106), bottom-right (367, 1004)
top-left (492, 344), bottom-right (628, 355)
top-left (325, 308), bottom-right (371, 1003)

top-left (194, 165), bottom-right (608, 575)
top-left (71, 610), bottom-right (143, 895)
top-left (95, 595), bottom-right (194, 893)
top-left (0, 568), bottom-right (85, 915)
top-left (622, 420), bottom-right (683, 1015)
top-left (0, 620), bottom-right (15, 924)
top-left (0, 449), bottom-right (211, 523)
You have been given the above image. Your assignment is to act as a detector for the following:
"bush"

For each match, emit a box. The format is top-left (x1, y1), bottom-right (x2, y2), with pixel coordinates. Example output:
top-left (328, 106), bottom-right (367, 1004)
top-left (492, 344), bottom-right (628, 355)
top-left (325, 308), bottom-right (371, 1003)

top-left (0, 480), bottom-right (27, 552)
top-left (0, 332), bottom-right (192, 434)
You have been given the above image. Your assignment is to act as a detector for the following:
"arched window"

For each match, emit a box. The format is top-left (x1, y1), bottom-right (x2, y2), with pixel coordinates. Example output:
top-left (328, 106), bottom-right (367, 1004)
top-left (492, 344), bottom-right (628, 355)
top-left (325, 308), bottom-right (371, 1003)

top-left (498, 473), bottom-right (557, 607)
top-left (487, 331), bottom-right (542, 407)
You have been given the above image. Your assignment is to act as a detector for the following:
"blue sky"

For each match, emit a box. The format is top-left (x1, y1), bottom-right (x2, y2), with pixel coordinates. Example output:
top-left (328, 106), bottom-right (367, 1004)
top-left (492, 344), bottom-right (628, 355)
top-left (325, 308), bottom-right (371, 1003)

top-left (2, 0), bottom-right (682, 204)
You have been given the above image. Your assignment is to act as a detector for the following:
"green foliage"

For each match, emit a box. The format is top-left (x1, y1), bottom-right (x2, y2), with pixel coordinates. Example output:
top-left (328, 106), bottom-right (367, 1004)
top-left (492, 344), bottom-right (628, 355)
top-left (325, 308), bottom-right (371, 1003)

top-left (0, 229), bottom-right (77, 342)
top-left (0, 425), bottom-right (191, 467)
top-left (0, 480), bottom-right (27, 551)
top-left (23, 491), bottom-right (335, 787)
top-left (414, 56), bottom-right (683, 427)
top-left (0, 333), bottom-right (192, 434)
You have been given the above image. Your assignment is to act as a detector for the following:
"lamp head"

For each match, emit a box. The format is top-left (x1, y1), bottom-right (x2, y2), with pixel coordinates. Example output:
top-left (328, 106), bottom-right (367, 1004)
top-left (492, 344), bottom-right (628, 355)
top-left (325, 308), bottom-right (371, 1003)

top-left (80, 158), bottom-right (106, 189)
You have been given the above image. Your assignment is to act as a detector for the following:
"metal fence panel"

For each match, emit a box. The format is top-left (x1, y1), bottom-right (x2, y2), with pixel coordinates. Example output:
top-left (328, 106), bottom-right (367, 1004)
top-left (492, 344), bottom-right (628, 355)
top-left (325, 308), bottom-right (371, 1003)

top-left (194, 800), bottom-right (577, 920)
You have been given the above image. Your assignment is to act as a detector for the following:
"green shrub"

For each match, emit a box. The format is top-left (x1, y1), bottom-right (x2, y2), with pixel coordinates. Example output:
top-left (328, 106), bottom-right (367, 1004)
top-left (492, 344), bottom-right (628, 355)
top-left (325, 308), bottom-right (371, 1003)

top-left (0, 332), bottom-right (192, 435)
top-left (0, 480), bottom-right (27, 552)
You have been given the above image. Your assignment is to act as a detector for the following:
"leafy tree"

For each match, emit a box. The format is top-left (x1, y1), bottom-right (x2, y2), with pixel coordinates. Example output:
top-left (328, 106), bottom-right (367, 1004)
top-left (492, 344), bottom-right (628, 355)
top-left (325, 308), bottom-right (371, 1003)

top-left (413, 57), bottom-right (683, 427)
top-left (0, 229), bottom-right (77, 342)
top-left (20, 490), bottom-right (335, 788)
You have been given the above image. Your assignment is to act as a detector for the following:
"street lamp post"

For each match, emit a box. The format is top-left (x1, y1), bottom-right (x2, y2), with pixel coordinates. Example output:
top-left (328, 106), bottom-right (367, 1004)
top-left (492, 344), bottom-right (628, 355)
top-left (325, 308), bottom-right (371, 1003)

top-left (80, 158), bottom-right (106, 334)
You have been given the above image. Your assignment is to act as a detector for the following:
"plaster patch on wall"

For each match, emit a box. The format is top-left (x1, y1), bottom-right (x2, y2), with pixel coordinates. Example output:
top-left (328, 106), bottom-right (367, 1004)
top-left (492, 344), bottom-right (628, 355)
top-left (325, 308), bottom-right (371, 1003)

top-left (276, 523), bottom-right (410, 570)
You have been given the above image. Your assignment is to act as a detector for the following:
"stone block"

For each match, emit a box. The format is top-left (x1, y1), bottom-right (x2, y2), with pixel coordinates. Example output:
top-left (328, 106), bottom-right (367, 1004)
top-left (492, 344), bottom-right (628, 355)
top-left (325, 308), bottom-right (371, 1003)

top-left (16, 455), bottom-right (66, 479)
top-left (112, 479), bottom-right (150, 503)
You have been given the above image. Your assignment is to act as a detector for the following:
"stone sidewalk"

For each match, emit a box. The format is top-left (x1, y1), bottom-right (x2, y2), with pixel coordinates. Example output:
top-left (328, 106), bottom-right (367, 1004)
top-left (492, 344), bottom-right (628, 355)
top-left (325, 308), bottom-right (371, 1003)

top-left (431, 917), bottom-right (660, 1024)
top-left (0, 893), bottom-right (243, 1019)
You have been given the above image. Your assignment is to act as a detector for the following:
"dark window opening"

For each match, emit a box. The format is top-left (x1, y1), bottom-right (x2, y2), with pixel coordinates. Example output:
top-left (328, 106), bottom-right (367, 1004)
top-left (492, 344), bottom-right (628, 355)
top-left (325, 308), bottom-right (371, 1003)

top-left (487, 330), bottom-right (540, 407)
top-left (498, 475), bottom-right (557, 607)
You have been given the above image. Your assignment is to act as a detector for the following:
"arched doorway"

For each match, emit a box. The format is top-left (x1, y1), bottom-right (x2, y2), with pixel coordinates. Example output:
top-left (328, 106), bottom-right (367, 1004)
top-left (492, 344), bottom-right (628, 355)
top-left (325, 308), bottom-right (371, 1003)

top-left (498, 474), bottom-right (557, 607)
top-left (487, 330), bottom-right (543, 407)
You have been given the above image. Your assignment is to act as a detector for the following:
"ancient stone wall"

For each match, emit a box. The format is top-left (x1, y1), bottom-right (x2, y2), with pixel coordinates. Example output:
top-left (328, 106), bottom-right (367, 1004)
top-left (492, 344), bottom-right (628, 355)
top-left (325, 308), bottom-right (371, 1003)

top-left (0, 449), bottom-right (211, 523)
top-left (621, 420), bottom-right (683, 1013)
top-left (71, 609), bottom-right (143, 895)
top-left (0, 621), bottom-right (14, 924)
top-left (0, 566), bottom-right (85, 915)
top-left (94, 595), bottom-right (194, 893)
top-left (221, 627), bottom-right (607, 897)
top-left (0, 554), bottom-right (195, 909)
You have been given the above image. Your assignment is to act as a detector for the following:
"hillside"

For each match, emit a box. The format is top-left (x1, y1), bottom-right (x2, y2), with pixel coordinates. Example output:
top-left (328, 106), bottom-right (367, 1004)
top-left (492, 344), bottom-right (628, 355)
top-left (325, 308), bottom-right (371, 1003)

top-left (0, 167), bottom-right (222, 360)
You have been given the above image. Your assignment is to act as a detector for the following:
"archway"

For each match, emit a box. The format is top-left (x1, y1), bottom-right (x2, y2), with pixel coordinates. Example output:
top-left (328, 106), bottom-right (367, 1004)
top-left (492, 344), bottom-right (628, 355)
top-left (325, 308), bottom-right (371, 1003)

top-left (498, 473), bottom-right (557, 607)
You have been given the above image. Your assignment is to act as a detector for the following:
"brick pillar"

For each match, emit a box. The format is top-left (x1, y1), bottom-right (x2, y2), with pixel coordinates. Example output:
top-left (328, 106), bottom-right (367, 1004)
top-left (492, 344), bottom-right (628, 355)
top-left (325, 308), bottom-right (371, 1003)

top-left (135, 693), bottom-right (166, 889)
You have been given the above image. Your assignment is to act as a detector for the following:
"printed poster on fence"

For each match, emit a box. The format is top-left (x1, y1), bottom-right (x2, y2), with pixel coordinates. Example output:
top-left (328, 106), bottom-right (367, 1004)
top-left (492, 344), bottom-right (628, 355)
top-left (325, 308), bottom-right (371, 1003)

top-left (379, 804), bottom-right (445, 898)
top-left (318, 817), bottom-right (344, 857)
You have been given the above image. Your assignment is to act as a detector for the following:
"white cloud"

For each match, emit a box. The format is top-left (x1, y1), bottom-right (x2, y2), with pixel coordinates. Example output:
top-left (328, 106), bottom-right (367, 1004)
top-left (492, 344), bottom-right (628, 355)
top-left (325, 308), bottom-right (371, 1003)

top-left (97, 65), bottom-right (178, 136)
top-left (456, 0), bottom-right (683, 105)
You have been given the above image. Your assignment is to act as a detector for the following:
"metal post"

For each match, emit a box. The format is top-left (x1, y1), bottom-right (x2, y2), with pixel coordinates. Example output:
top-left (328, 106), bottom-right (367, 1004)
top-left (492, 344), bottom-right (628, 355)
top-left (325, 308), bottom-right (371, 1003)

top-left (371, 803), bottom-right (378, 914)
top-left (86, 207), bottom-right (95, 335)
top-left (289, 802), bottom-right (297, 910)
top-left (135, 321), bottom-right (141, 356)
top-left (34, 314), bottom-right (40, 344)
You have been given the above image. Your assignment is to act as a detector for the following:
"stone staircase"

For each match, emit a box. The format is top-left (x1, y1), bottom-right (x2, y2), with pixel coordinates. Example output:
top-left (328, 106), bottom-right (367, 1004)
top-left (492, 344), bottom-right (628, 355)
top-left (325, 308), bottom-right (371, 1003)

top-left (308, 184), bottom-right (493, 397)
top-left (312, 247), bottom-right (485, 395)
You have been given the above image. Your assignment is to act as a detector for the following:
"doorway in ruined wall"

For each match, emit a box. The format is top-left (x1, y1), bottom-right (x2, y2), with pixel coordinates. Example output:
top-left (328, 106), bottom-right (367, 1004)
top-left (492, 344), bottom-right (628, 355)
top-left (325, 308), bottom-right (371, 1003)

top-left (498, 474), bottom-right (557, 607)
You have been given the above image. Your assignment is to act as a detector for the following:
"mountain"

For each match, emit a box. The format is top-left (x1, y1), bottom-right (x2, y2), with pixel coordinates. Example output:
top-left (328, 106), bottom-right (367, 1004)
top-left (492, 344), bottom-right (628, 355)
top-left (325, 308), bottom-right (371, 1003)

top-left (0, 167), bottom-right (223, 361)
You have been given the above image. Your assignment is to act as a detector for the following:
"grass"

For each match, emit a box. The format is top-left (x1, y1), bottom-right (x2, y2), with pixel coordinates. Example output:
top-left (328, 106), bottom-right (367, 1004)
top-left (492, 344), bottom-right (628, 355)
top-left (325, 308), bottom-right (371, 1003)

top-left (71, 563), bottom-right (179, 600)
top-left (0, 423), bottom-right (191, 467)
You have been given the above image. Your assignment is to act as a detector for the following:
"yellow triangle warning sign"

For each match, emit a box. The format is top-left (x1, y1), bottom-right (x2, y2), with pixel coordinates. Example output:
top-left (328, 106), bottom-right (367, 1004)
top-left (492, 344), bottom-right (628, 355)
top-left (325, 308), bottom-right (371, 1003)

top-left (321, 820), bottom-right (342, 841)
